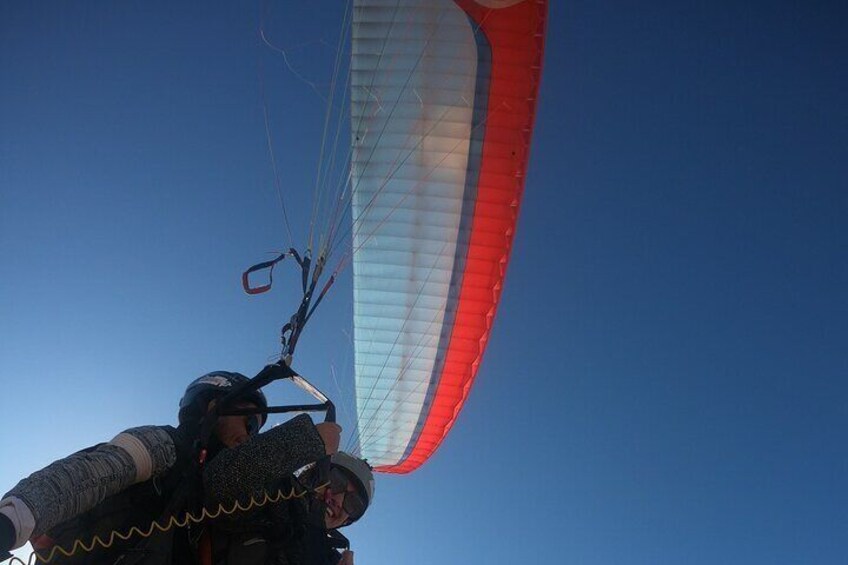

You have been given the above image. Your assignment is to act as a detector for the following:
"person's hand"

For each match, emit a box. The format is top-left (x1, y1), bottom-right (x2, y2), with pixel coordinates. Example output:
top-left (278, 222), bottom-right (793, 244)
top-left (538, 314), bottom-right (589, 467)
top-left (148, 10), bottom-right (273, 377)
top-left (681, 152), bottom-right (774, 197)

top-left (316, 422), bottom-right (342, 454)
top-left (0, 513), bottom-right (15, 556)
top-left (338, 550), bottom-right (354, 565)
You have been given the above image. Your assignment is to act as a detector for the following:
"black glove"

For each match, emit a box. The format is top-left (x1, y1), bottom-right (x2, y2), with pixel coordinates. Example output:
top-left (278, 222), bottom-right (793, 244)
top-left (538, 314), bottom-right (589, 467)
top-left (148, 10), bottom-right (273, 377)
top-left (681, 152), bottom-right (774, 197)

top-left (0, 513), bottom-right (16, 561)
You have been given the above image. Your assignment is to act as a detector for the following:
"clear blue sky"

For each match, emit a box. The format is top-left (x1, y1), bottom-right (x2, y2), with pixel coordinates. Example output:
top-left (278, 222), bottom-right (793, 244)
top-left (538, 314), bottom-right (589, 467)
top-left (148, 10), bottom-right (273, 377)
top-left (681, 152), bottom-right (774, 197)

top-left (2, 1), bottom-right (846, 564)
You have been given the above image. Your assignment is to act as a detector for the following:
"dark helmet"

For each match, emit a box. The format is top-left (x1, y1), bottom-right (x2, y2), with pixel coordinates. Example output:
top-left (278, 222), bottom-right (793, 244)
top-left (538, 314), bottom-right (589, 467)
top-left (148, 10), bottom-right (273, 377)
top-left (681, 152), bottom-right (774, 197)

top-left (178, 371), bottom-right (268, 432)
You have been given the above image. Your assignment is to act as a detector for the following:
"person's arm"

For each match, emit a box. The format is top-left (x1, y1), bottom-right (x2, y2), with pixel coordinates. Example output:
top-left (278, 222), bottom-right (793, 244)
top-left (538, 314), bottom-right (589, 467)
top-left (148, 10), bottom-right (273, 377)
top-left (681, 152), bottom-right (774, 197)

top-left (0, 426), bottom-right (177, 551)
top-left (202, 413), bottom-right (327, 509)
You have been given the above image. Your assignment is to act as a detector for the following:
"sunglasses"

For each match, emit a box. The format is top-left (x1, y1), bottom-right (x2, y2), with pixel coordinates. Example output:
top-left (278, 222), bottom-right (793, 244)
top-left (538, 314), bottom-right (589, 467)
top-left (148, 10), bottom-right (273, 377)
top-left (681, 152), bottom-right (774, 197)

top-left (245, 414), bottom-right (263, 436)
top-left (328, 467), bottom-right (367, 523)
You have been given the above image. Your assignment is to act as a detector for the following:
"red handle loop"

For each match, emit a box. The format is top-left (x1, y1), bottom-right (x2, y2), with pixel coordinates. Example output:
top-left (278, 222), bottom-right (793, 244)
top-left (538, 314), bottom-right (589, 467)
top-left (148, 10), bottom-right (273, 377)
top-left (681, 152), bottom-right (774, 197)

top-left (242, 253), bottom-right (287, 295)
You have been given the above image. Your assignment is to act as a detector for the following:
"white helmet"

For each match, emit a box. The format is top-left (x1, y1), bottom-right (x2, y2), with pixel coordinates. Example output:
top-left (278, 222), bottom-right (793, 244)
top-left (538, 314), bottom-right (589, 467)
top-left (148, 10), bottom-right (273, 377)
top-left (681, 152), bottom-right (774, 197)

top-left (330, 451), bottom-right (375, 519)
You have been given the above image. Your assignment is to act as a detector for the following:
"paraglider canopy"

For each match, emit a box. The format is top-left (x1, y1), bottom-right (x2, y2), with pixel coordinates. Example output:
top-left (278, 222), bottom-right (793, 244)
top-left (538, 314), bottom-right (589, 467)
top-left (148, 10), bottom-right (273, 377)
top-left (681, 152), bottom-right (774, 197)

top-left (347, 0), bottom-right (547, 473)
top-left (241, 0), bottom-right (547, 475)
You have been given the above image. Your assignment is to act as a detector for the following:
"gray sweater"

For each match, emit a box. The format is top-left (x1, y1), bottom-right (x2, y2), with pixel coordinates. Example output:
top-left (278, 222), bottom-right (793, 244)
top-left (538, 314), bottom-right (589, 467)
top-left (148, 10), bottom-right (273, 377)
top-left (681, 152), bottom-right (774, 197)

top-left (0, 414), bottom-right (326, 551)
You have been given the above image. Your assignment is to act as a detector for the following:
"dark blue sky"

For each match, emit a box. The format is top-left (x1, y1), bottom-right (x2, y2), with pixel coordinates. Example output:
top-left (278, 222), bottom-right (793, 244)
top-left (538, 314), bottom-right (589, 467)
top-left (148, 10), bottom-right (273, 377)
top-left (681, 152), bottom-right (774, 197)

top-left (2, 2), bottom-right (846, 563)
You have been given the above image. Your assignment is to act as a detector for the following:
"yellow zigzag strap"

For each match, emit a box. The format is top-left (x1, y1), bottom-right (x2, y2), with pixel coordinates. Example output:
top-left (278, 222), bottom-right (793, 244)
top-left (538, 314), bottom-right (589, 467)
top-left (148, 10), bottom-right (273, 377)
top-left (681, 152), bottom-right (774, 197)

top-left (10, 483), bottom-right (324, 565)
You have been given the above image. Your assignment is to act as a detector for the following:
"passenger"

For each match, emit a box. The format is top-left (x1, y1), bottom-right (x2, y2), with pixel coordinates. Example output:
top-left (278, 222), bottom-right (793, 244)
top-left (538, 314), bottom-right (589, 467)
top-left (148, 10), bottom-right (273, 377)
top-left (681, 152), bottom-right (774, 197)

top-left (201, 450), bottom-right (374, 565)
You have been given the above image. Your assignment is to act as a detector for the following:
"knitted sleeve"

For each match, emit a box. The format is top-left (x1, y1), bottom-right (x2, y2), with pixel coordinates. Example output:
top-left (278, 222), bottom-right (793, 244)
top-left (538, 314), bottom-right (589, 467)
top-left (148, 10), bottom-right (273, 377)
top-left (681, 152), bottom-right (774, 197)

top-left (1, 426), bottom-right (176, 541)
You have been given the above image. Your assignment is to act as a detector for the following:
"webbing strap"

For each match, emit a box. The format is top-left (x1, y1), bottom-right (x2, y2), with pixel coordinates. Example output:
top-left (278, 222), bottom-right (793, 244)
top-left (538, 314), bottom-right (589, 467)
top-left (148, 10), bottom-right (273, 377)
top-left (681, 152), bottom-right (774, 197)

top-left (242, 248), bottom-right (333, 359)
